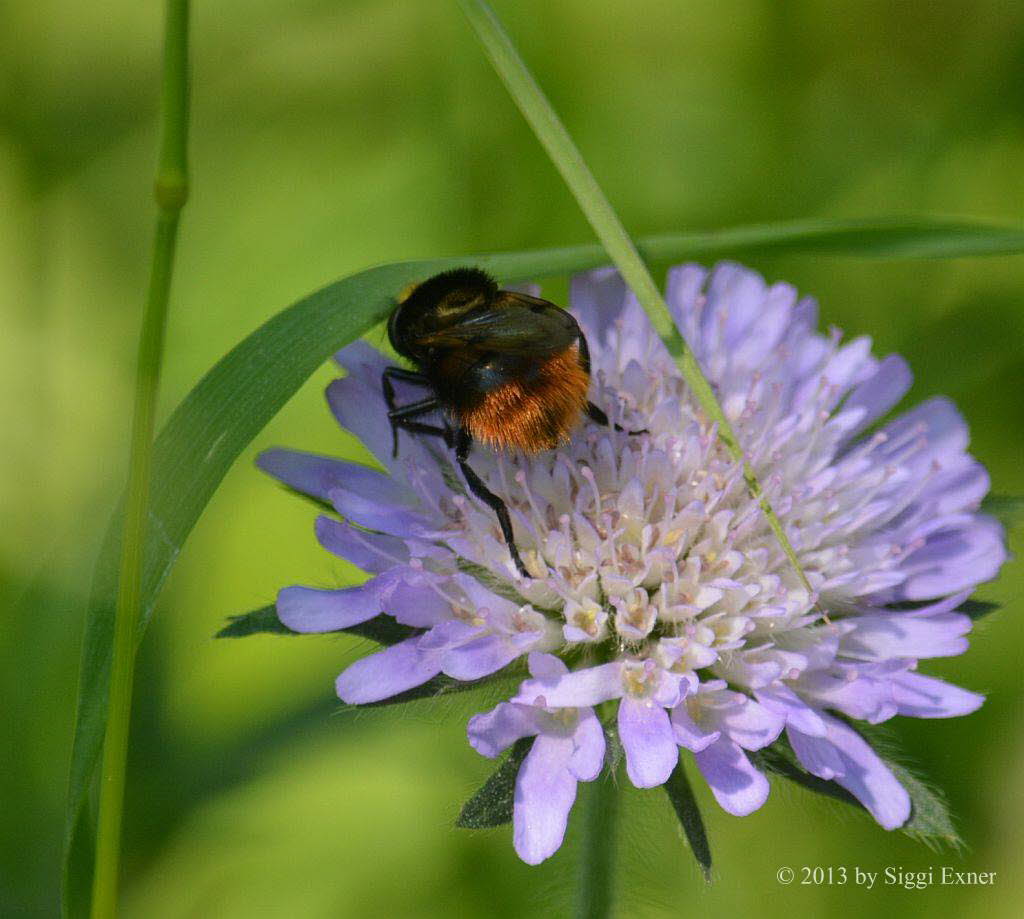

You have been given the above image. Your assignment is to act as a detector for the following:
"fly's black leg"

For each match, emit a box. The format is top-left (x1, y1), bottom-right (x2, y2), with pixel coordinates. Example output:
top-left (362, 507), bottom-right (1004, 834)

top-left (383, 366), bottom-right (430, 388)
top-left (389, 397), bottom-right (439, 419)
top-left (586, 401), bottom-right (610, 426)
top-left (454, 429), bottom-right (530, 578)
top-left (382, 366), bottom-right (434, 457)
top-left (586, 401), bottom-right (648, 436)
top-left (387, 398), bottom-right (454, 452)
top-left (576, 331), bottom-right (646, 435)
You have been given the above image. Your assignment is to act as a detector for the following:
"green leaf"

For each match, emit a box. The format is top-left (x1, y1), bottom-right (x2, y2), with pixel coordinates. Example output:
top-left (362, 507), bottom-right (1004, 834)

top-left (644, 217), bottom-right (1024, 261)
top-left (457, 737), bottom-right (534, 829)
top-left (216, 604), bottom-right (419, 646)
top-left (884, 760), bottom-right (962, 850)
top-left (662, 761), bottom-right (712, 881)
top-left (956, 599), bottom-right (1001, 620)
top-left (64, 218), bottom-right (1024, 913)
top-left (981, 494), bottom-right (1024, 527)
top-left (884, 595), bottom-right (1000, 620)
top-left (755, 731), bottom-right (962, 849)
top-left (217, 605), bottom-right (297, 638)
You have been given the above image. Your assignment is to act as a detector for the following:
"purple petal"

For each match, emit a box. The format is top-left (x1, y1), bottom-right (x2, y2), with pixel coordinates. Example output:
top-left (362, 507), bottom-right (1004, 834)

top-left (256, 448), bottom-right (355, 502)
top-left (897, 517), bottom-right (1006, 600)
top-left (528, 652), bottom-right (569, 681)
top-left (840, 613), bottom-right (972, 660)
top-left (693, 736), bottom-right (770, 816)
top-left (326, 470), bottom-right (432, 534)
top-left (839, 353), bottom-right (912, 440)
top-left (878, 397), bottom-right (968, 475)
top-left (792, 294), bottom-right (819, 332)
top-left (513, 662), bottom-right (623, 708)
top-left (703, 262), bottom-right (769, 351)
top-left (916, 456), bottom-right (991, 517)
top-left (417, 618), bottom-right (482, 651)
top-left (787, 725), bottom-right (845, 780)
top-left (568, 709), bottom-right (606, 781)
top-left (713, 696), bottom-right (785, 752)
top-left (513, 735), bottom-right (578, 865)
top-left (467, 702), bottom-right (542, 758)
top-left (442, 634), bottom-right (521, 681)
top-left (817, 714), bottom-right (910, 829)
top-left (335, 637), bottom-right (441, 704)
top-left (794, 669), bottom-right (898, 724)
top-left (333, 338), bottom-right (391, 377)
top-left (664, 263), bottom-right (708, 347)
top-left (277, 582), bottom-right (382, 632)
top-left (652, 669), bottom-right (691, 708)
top-left (383, 578), bottom-right (453, 627)
top-left (569, 267), bottom-right (630, 350)
top-left (755, 684), bottom-right (827, 737)
top-left (618, 696), bottom-right (678, 788)
top-left (728, 281), bottom-right (797, 368)
top-left (892, 671), bottom-right (984, 718)
top-left (326, 345), bottom-right (408, 470)
top-left (315, 515), bottom-right (409, 573)
top-left (453, 572), bottom-right (521, 622)
top-left (670, 703), bottom-right (721, 752)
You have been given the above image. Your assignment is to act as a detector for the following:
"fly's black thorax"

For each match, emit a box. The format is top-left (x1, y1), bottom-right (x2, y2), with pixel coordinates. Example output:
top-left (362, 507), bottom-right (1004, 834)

top-left (387, 267), bottom-right (500, 391)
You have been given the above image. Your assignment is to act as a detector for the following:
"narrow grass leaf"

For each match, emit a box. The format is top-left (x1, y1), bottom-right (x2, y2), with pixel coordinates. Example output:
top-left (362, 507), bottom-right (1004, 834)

top-left (457, 737), bottom-right (534, 829)
top-left (662, 761), bottom-right (712, 880)
top-left (459, 0), bottom-right (815, 604)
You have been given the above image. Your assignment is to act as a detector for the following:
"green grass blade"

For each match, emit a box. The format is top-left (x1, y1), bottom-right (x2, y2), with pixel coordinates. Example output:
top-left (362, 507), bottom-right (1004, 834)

top-left (84, 3), bottom-right (190, 918)
top-left (62, 217), bottom-right (1024, 913)
top-left (643, 216), bottom-right (1024, 260)
top-left (458, 0), bottom-right (815, 603)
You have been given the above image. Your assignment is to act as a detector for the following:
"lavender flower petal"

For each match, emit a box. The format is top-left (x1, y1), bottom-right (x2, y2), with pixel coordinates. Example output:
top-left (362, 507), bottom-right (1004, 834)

top-left (256, 448), bottom-right (353, 502)
top-left (514, 662), bottom-right (622, 708)
top-left (513, 734), bottom-right (578, 865)
top-left (670, 702), bottom-right (721, 753)
top-left (335, 637), bottom-right (441, 704)
top-left (891, 671), bottom-right (984, 718)
top-left (277, 582), bottom-right (385, 632)
top-left (816, 714), bottom-right (910, 829)
top-left (568, 709), bottom-right (607, 781)
top-left (693, 736), bottom-right (770, 817)
top-left (315, 515), bottom-right (409, 573)
top-left (618, 696), bottom-right (679, 788)
top-left (840, 612), bottom-right (972, 660)
top-left (442, 634), bottom-right (523, 681)
top-left (467, 702), bottom-right (543, 758)
top-left (787, 725), bottom-right (845, 780)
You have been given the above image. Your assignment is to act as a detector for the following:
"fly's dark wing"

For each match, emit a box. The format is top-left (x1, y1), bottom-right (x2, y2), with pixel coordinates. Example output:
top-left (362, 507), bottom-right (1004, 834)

top-left (415, 292), bottom-right (580, 357)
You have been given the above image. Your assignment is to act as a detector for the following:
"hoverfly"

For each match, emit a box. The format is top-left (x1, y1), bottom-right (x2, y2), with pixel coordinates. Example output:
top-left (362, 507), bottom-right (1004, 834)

top-left (384, 268), bottom-right (628, 577)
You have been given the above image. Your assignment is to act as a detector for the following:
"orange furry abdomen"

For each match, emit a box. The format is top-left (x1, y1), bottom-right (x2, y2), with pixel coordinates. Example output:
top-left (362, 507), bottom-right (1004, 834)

top-left (459, 348), bottom-right (590, 454)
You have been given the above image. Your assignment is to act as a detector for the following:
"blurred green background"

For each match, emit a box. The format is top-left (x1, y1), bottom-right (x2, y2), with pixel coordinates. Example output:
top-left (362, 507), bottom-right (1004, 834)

top-left (3, 1), bottom-right (1023, 916)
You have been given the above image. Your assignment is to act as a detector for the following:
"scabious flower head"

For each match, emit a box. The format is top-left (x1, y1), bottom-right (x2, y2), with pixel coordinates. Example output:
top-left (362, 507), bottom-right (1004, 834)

top-left (259, 262), bottom-right (1006, 863)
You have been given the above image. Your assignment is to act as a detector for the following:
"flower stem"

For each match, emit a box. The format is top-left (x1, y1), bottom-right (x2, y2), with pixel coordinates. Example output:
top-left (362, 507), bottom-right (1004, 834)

top-left (576, 776), bottom-right (618, 919)
top-left (89, 2), bottom-right (189, 917)
top-left (458, 0), bottom-right (814, 600)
